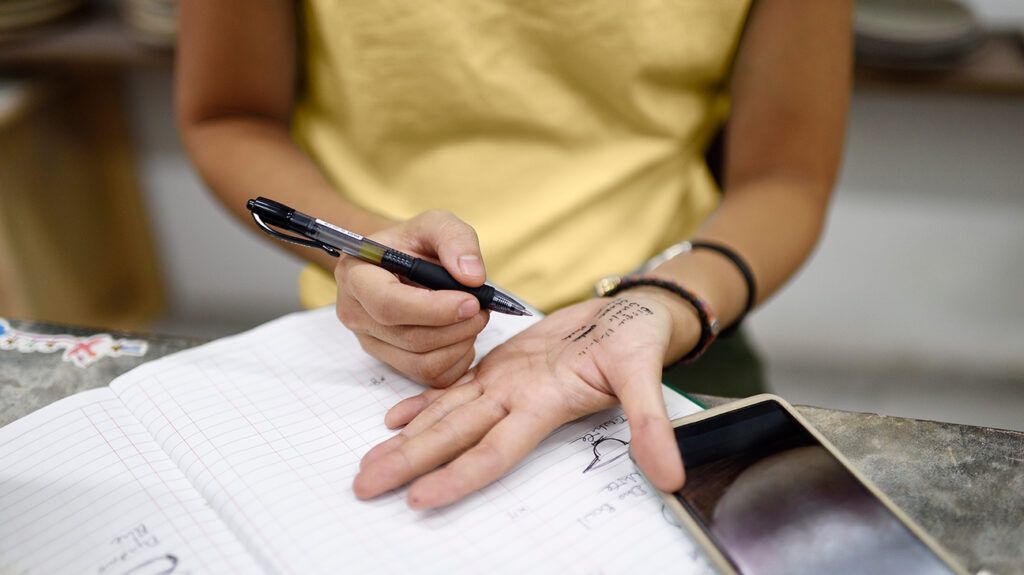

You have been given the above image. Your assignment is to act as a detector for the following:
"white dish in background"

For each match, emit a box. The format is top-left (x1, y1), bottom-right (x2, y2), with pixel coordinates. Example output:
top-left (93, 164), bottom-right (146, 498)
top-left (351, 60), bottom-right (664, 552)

top-left (0, 0), bottom-right (81, 33)
top-left (855, 0), bottom-right (983, 70)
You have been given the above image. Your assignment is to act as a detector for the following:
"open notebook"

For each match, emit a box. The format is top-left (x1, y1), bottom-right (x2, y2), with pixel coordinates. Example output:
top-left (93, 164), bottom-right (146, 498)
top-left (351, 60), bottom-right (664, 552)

top-left (0, 308), bottom-right (710, 574)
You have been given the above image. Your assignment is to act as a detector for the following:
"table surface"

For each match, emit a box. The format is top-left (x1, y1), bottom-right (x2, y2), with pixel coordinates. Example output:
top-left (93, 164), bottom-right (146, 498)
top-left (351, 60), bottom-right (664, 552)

top-left (2, 318), bottom-right (1022, 574)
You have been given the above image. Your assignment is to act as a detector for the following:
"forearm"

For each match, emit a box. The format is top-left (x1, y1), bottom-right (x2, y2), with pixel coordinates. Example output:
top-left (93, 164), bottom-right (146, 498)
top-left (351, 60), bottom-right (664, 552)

top-left (177, 0), bottom-right (397, 272)
top-left (182, 117), bottom-right (396, 271)
top-left (639, 0), bottom-right (850, 364)
top-left (644, 177), bottom-right (829, 363)
top-left (654, 176), bottom-right (828, 324)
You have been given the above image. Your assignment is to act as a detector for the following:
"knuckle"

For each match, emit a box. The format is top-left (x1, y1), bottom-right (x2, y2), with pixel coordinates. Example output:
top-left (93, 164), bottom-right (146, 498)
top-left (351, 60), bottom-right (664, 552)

top-left (441, 214), bottom-right (474, 238)
top-left (468, 312), bottom-right (488, 334)
top-left (429, 372), bottom-right (458, 390)
top-left (424, 208), bottom-right (455, 223)
top-left (419, 396), bottom-right (454, 426)
top-left (333, 258), bottom-right (349, 283)
top-left (355, 334), bottom-right (381, 359)
top-left (336, 302), bottom-right (360, 328)
top-left (366, 298), bottom-right (399, 326)
top-left (348, 264), bottom-right (376, 297)
top-left (403, 329), bottom-right (436, 354)
top-left (460, 380), bottom-right (485, 403)
top-left (471, 442), bottom-right (506, 476)
top-left (453, 338), bottom-right (477, 358)
top-left (417, 356), bottom-right (455, 388)
top-left (478, 393), bottom-right (509, 420)
top-left (387, 447), bottom-right (415, 476)
top-left (422, 358), bottom-right (465, 390)
top-left (334, 255), bottom-right (363, 287)
top-left (433, 418), bottom-right (468, 447)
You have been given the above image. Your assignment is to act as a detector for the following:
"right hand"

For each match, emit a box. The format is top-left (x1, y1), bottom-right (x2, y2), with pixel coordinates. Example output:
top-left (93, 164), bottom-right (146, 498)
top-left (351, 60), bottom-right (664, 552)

top-left (335, 210), bottom-right (491, 388)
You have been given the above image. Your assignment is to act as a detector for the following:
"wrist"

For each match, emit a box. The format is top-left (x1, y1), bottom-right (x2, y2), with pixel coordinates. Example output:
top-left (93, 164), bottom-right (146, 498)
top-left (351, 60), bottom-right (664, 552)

top-left (623, 286), bottom-right (703, 365)
top-left (596, 276), bottom-right (719, 366)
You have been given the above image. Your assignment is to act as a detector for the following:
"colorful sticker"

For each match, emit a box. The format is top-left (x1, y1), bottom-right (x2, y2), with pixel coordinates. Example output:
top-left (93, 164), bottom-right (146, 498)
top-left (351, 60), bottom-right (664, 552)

top-left (0, 319), bottom-right (148, 368)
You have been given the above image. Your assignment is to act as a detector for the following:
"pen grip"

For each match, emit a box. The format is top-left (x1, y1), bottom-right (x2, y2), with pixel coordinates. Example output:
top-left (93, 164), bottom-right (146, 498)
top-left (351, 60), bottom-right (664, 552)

top-left (406, 258), bottom-right (495, 309)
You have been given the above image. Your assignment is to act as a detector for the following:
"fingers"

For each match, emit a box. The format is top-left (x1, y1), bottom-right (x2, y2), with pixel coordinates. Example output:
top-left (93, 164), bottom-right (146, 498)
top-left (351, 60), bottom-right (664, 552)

top-left (332, 211), bottom-right (489, 391)
top-left (383, 388), bottom-right (448, 430)
top-left (406, 210), bottom-right (486, 287)
top-left (358, 335), bottom-right (477, 388)
top-left (609, 352), bottom-right (684, 493)
top-left (398, 377), bottom-right (483, 436)
top-left (353, 393), bottom-right (509, 500)
top-left (405, 410), bottom-right (555, 509)
top-left (383, 371), bottom-right (476, 429)
top-left (366, 312), bottom-right (489, 354)
top-left (338, 264), bottom-right (487, 387)
top-left (363, 373), bottom-right (477, 470)
top-left (345, 263), bottom-right (481, 327)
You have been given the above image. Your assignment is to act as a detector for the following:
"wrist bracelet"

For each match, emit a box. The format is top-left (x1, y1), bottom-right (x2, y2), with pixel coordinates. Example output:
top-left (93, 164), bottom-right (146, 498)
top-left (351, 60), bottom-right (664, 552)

top-left (598, 276), bottom-right (720, 366)
top-left (632, 240), bottom-right (757, 337)
top-left (688, 241), bottom-right (757, 337)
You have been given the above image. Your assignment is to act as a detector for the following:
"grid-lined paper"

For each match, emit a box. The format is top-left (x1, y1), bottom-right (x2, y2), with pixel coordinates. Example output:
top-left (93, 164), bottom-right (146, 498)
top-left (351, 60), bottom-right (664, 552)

top-left (0, 388), bottom-right (260, 574)
top-left (111, 309), bottom-right (711, 574)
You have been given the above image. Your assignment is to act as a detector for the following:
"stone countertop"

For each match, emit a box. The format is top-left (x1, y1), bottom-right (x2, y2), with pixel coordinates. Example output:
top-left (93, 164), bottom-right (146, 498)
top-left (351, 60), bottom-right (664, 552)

top-left (1, 318), bottom-right (1021, 574)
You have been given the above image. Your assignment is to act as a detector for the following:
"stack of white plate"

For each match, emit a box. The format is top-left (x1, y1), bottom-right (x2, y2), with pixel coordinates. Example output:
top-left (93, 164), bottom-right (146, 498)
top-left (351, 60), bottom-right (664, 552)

top-left (855, 0), bottom-right (983, 71)
top-left (122, 0), bottom-right (176, 47)
top-left (0, 0), bottom-right (83, 33)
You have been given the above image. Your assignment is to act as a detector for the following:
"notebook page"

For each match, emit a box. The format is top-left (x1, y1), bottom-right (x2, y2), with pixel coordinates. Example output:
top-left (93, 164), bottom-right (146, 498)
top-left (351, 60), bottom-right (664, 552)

top-left (0, 388), bottom-right (261, 574)
top-left (111, 308), bottom-right (712, 574)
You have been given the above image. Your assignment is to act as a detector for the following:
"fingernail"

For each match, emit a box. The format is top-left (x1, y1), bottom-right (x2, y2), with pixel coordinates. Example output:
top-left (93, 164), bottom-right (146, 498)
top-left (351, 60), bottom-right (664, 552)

top-left (457, 299), bottom-right (478, 320)
top-left (458, 255), bottom-right (484, 278)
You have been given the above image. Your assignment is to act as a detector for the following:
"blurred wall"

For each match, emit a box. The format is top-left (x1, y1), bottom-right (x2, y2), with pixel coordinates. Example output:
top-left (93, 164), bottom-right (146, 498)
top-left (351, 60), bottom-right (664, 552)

top-left (126, 70), bottom-right (303, 337)
top-left (752, 91), bottom-right (1024, 372)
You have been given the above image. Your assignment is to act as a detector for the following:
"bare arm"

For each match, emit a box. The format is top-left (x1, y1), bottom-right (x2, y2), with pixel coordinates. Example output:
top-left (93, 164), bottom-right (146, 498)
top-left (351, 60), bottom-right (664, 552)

top-left (648, 0), bottom-right (853, 360)
top-left (178, 0), bottom-right (493, 389)
top-left (176, 0), bottom-right (394, 272)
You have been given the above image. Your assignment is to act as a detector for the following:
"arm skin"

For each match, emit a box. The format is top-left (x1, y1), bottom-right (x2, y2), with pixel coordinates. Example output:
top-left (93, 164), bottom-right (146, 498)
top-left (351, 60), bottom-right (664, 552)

top-left (178, 0), bottom-right (493, 388)
top-left (650, 0), bottom-right (853, 342)
top-left (176, 0), bottom-right (395, 272)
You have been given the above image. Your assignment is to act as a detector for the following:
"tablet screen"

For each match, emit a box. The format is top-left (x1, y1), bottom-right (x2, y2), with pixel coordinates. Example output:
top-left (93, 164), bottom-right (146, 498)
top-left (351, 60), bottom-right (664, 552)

top-left (675, 400), bottom-right (956, 575)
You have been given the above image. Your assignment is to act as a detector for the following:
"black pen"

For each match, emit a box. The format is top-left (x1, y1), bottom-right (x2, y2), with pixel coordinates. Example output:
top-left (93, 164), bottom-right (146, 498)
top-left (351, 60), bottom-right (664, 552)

top-left (246, 197), bottom-right (531, 316)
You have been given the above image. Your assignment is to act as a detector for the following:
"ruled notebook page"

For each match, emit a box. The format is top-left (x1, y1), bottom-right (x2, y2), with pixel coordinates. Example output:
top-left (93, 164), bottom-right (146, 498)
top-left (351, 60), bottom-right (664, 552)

top-left (0, 388), bottom-right (261, 574)
top-left (111, 308), bottom-right (711, 574)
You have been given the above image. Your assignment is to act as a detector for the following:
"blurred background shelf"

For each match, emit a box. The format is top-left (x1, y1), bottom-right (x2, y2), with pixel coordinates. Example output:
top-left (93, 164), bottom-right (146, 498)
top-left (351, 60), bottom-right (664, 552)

top-left (0, 3), bottom-right (172, 69)
top-left (0, 0), bottom-right (172, 329)
top-left (1, 3), bottom-right (1021, 97)
top-left (856, 30), bottom-right (1024, 95)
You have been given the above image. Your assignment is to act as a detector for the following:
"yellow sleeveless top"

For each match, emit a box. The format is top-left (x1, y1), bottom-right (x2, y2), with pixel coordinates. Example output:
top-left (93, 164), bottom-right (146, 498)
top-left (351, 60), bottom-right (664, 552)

top-left (293, 0), bottom-right (750, 313)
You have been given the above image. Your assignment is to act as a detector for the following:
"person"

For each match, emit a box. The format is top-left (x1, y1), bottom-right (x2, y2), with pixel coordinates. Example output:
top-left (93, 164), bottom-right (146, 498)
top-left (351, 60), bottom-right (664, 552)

top-left (177, 0), bottom-right (851, 510)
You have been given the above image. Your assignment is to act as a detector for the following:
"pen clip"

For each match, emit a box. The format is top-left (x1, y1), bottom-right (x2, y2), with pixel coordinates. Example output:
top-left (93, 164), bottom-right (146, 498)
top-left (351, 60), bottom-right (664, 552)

top-left (250, 212), bottom-right (340, 257)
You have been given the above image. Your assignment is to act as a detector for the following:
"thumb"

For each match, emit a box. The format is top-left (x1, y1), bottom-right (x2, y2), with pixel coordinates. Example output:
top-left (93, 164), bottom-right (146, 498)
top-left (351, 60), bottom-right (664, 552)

top-left (413, 210), bottom-right (487, 287)
top-left (611, 351), bottom-right (685, 493)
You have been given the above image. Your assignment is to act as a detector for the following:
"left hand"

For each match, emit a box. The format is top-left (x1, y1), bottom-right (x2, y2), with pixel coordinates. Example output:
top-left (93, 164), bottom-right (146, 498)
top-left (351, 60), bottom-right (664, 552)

top-left (353, 288), bottom-right (701, 509)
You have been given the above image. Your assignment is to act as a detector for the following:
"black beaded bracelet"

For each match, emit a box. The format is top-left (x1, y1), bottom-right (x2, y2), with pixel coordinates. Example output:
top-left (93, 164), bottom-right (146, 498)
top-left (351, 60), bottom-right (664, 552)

top-left (602, 276), bottom-right (720, 366)
top-left (689, 241), bottom-right (757, 336)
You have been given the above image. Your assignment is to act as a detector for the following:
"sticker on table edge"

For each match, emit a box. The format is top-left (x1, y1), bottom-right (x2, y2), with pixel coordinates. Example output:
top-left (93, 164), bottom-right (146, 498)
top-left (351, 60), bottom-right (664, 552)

top-left (0, 318), bottom-right (148, 368)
